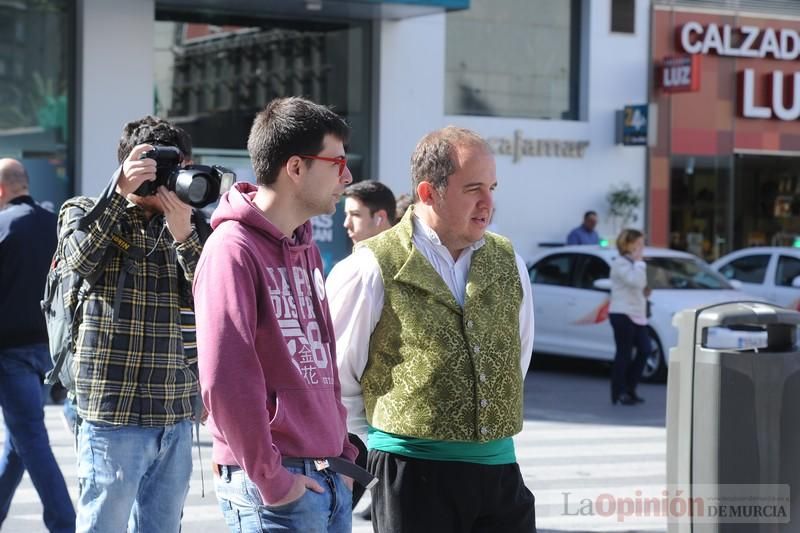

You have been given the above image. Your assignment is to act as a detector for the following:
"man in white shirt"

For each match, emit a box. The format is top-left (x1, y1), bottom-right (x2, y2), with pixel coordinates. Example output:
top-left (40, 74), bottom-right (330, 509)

top-left (340, 180), bottom-right (396, 245)
top-left (328, 178), bottom-right (396, 516)
top-left (326, 126), bottom-right (536, 532)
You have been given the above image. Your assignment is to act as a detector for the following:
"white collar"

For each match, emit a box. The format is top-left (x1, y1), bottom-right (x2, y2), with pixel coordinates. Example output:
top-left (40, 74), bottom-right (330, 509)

top-left (411, 214), bottom-right (486, 254)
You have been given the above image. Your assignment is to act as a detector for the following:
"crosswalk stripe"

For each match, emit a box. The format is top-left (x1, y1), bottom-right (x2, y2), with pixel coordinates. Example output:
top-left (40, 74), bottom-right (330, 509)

top-left (4, 398), bottom-right (670, 532)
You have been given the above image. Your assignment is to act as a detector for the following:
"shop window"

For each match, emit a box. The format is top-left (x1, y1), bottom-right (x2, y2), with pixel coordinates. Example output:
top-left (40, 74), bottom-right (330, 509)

top-left (154, 16), bottom-right (372, 181)
top-left (718, 255), bottom-right (770, 284)
top-left (531, 254), bottom-right (575, 287)
top-left (775, 256), bottom-right (800, 287)
top-left (445, 0), bottom-right (582, 120)
top-left (0, 1), bottom-right (73, 209)
top-left (733, 154), bottom-right (800, 250)
top-left (669, 155), bottom-right (731, 261)
top-left (611, 0), bottom-right (635, 34)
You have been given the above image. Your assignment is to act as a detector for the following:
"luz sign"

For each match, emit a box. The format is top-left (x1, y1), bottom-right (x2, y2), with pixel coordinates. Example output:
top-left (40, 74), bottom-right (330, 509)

top-left (660, 55), bottom-right (701, 92)
top-left (676, 21), bottom-right (800, 120)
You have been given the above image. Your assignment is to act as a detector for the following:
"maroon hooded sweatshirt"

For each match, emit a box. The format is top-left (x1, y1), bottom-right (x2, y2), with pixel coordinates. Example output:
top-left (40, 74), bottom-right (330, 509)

top-left (193, 182), bottom-right (357, 504)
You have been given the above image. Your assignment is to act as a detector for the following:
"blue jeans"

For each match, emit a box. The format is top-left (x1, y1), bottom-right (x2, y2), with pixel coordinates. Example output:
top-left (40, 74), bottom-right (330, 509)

top-left (0, 344), bottom-right (75, 533)
top-left (76, 418), bottom-right (192, 533)
top-left (214, 461), bottom-right (352, 533)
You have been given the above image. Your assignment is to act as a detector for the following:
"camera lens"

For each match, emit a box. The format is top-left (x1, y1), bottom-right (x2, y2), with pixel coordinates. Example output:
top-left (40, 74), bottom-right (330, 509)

top-left (187, 177), bottom-right (209, 204)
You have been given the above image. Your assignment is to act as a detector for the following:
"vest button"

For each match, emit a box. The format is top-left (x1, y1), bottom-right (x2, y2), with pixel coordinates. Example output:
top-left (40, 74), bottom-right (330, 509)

top-left (466, 320), bottom-right (474, 328)
top-left (480, 426), bottom-right (488, 435)
top-left (480, 399), bottom-right (488, 408)
top-left (473, 345), bottom-right (480, 353)
top-left (479, 373), bottom-right (487, 382)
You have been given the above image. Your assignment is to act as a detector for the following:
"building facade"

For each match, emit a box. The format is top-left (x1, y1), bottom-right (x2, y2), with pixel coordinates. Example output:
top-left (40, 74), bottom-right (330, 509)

top-left (650, 0), bottom-right (800, 260)
top-left (2, 0), bottom-right (653, 266)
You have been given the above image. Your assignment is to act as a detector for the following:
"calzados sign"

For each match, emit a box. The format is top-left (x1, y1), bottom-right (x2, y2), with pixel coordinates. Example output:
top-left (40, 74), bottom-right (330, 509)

top-left (678, 21), bottom-right (800, 120)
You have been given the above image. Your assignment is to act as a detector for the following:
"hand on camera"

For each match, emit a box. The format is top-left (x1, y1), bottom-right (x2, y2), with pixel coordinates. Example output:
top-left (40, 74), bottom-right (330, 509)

top-left (157, 186), bottom-right (193, 242)
top-left (117, 144), bottom-right (156, 197)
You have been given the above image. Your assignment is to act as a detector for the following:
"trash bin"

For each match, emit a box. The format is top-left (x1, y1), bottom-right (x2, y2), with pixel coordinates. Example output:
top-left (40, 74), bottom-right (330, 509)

top-left (667, 301), bottom-right (800, 532)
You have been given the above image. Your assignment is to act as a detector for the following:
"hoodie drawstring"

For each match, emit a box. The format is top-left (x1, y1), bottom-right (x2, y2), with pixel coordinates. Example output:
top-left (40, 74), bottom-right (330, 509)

top-left (306, 247), bottom-right (332, 344)
top-left (280, 237), bottom-right (332, 346)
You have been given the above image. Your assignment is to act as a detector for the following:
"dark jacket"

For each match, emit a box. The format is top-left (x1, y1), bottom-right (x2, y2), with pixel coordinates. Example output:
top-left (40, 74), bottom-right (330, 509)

top-left (0, 195), bottom-right (57, 349)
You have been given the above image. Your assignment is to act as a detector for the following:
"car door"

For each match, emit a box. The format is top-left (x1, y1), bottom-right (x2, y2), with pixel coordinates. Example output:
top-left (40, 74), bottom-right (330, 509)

top-left (771, 254), bottom-right (800, 310)
top-left (562, 254), bottom-right (614, 359)
top-left (529, 253), bottom-right (579, 355)
top-left (715, 253), bottom-right (772, 301)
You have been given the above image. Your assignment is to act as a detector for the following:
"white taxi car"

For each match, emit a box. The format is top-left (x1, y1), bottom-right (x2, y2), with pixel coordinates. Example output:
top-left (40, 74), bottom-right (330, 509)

top-left (529, 245), bottom-right (755, 381)
top-left (710, 247), bottom-right (800, 310)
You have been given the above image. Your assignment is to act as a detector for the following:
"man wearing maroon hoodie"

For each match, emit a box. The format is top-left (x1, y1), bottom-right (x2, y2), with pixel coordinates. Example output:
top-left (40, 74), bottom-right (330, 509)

top-left (193, 97), bottom-right (366, 533)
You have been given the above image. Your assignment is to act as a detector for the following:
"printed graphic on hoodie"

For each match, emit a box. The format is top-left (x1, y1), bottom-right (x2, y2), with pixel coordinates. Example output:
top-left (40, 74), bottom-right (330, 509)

top-left (266, 265), bottom-right (332, 386)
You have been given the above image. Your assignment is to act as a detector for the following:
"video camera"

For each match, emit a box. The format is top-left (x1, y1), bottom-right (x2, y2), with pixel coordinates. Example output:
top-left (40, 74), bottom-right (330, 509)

top-left (134, 145), bottom-right (236, 208)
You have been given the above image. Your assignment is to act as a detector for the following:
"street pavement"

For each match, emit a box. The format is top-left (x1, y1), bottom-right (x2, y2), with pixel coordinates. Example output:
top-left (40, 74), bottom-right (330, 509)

top-left (1, 357), bottom-right (668, 532)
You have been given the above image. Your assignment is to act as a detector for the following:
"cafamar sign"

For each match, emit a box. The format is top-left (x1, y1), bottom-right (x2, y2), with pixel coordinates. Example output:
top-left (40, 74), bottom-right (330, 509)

top-left (678, 21), bottom-right (800, 121)
top-left (486, 130), bottom-right (589, 163)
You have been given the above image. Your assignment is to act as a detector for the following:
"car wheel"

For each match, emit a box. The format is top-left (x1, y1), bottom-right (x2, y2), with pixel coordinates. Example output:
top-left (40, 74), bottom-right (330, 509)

top-left (638, 328), bottom-right (667, 383)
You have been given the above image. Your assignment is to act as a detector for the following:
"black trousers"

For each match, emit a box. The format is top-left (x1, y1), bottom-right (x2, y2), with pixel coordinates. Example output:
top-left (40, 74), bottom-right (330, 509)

top-left (367, 449), bottom-right (536, 533)
top-left (609, 312), bottom-right (650, 401)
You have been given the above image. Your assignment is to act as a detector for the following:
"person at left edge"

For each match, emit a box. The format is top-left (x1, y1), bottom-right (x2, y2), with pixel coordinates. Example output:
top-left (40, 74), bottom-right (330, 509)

top-left (59, 116), bottom-right (201, 533)
top-left (0, 158), bottom-right (75, 533)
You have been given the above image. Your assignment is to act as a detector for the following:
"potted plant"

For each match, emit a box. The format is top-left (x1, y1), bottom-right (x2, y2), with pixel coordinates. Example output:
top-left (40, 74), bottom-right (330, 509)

top-left (607, 183), bottom-right (643, 234)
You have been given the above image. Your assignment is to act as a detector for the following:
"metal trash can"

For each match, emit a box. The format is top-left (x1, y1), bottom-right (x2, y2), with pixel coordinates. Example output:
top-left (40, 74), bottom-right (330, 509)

top-left (667, 302), bottom-right (800, 532)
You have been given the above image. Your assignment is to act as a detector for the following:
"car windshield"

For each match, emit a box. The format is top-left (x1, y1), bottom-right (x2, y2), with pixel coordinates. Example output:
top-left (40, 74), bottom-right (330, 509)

top-left (646, 257), bottom-right (733, 290)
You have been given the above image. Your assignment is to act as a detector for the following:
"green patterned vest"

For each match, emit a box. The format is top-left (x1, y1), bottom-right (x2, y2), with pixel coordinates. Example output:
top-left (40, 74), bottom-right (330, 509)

top-left (361, 210), bottom-right (524, 442)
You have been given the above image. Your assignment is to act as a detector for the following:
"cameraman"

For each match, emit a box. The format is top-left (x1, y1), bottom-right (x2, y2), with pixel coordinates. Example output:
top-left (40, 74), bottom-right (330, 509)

top-left (58, 116), bottom-right (202, 533)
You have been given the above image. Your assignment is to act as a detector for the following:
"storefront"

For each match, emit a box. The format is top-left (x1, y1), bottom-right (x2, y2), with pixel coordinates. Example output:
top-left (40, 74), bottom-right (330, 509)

top-left (2, 0), bottom-right (654, 266)
top-left (650, 0), bottom-right (800, 260)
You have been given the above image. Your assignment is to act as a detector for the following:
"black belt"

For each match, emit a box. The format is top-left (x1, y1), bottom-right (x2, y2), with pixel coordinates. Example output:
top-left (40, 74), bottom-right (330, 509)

top-left (213, 458), bottom-right (378, 490)
top-left (282, 457), bottom-right (378, 490)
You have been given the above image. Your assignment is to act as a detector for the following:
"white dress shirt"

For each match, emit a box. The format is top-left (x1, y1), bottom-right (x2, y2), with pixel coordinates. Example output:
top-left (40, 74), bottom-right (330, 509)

top-left (326, 215), bottom-right (535, 440)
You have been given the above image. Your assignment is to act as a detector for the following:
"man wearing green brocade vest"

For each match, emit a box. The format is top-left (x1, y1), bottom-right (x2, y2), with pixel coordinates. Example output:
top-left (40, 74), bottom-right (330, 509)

top-left (326, 126), bottom-right (536, 532)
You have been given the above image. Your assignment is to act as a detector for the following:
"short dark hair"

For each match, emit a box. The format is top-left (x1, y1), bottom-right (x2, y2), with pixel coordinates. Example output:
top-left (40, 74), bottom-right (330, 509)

top-left (584, 210), bottom-right (598, 220)
top-left (248, 97), bottom-right (350, 186)
top-left (410, 126), bottom-right (490, 201)
top-left (117, 115), bottom-right (192, 164)
top-left (343, 180), bottom-right (397, 225)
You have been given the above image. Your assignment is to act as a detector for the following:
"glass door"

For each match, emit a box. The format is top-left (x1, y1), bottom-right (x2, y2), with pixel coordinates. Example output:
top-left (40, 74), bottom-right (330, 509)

top-left (669, 155), bottom-right (732, 261)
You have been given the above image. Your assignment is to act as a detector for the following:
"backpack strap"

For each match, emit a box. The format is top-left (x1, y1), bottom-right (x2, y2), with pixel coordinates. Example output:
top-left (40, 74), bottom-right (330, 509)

top-left (111, 255), bottom-right (138, 324)
top-left (75, 220), bottom-right (144, 328)
top-left (76, 169), bottom-right (122, 232)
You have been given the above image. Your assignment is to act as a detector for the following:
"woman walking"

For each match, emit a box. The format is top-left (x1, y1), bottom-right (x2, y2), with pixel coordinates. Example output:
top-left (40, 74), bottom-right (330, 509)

top-left (609, 229), bottom-right (651, 406)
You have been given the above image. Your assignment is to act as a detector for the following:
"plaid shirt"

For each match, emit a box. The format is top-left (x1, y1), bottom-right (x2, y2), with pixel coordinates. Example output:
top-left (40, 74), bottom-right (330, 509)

top-left (58, 193), bottom-right (202, 427)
